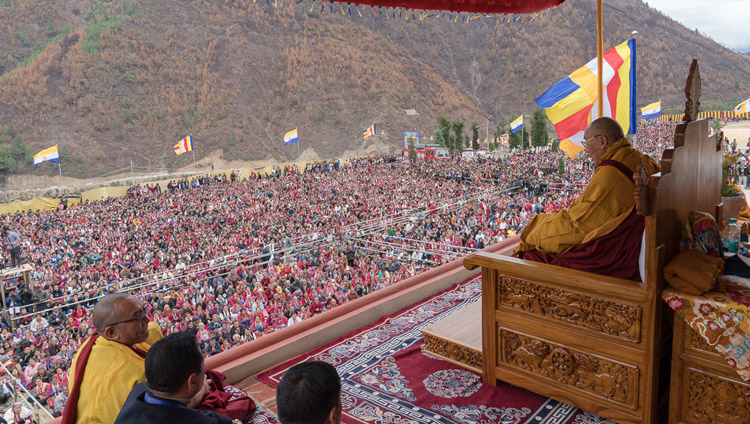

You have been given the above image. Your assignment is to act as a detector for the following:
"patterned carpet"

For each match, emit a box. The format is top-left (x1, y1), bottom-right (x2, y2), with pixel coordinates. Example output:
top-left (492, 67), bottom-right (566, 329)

top-left (257, 276), bottom-right (615, 424)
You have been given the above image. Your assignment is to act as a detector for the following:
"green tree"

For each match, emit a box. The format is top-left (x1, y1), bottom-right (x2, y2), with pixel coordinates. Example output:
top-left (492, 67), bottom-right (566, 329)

top-left (408, 139), bottom-right (417, 163)
top-left (530, 108), bottom-right (549, 147)
top-left (493, 122), bottom-right (504, 139)
top-left (508, 128), bottom-right (529, 149)
top-left (451, 120), bottom-right (465, 154)
top-left (46, 21), bottom-right (57, 37)
top-left (492, 122), bottom-right (506, 150)
top-left (0, 131), bottom-right (30, 183)
top-left (558, 157), bottom-right (565, 176)
top-left (434, 115), bottom-right (452, 150)
top-left (710, 120), bottom-right (725, 137)
top-left (470, 122), bottom-right (480, 151)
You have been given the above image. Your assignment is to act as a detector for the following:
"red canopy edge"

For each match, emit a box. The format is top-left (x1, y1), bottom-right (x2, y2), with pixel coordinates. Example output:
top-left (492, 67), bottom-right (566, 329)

top-left (340, 0), bottom-right (565, 14)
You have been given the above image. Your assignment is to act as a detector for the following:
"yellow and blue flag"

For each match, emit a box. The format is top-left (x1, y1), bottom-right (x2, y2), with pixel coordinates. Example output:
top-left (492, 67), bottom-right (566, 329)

top-left (284, 128), bottom-right (299, 145)
top-left (534, 38), bottom-right (637, 158)
top-left (174, 135), bottom-right (193, 155)
top-left (363, 123), bottom-right (377, 139)
top-left (641, 101), bottom-right (661, 120)
top-left (735, 99), bottom-right (750, 115)
top-left (510, 115), bottom-right (523, 134)
top-left (33, 145), bottom-right (59, 165)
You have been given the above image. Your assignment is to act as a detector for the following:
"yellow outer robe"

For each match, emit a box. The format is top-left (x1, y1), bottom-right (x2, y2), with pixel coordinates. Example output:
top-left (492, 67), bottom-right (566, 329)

top-left (518, 138), bottom-right (660, 255)
top-left (68, 321), bottom-right (163, 424)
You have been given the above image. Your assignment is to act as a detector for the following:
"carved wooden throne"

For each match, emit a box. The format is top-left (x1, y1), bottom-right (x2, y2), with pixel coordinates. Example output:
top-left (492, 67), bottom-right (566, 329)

top-left (463, 60), bottom-right (720, 424)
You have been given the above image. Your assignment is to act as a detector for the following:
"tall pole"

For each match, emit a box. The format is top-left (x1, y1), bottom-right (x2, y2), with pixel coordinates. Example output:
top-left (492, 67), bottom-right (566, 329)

top-left (486, 119), bottom-right (489, 148)
top-left (57, 161), bottom-right (63, 190)
top-left (658, 98), bottom-right (662, 149)
top-left (486, 114), bottom-right (493, 149)
top-left (130, 160), bottom-right (135, 186)
top-left (597, 0), bottom-right (604, 117)
top-left (192, 148), bottom-right (196, 170)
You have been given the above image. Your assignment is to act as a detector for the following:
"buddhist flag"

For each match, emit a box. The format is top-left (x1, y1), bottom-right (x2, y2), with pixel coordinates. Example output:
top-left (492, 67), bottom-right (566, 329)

top-left (363, 123), bottom-right (376, 139)
top-left (498, 133), bottom-right (509, 146)
top-left (174, 135), bottom-right (193, 156)
top-left (641, 101), bottom-right (661, 120)
top-left (534, 38), bottom-right (637, 158)
top-left (510, 115), bottom-right (523, 134)
top-left (735, 99), bottom-right (750, 115)
top-left (284, 128), bottom-right (299, 145)
top-left (33, 145), bottom-right (59, 165)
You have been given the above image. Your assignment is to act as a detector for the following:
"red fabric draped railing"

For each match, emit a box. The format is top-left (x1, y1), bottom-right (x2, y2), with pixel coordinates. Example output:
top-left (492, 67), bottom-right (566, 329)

top-left (344, 0), bottom-right (565, 14)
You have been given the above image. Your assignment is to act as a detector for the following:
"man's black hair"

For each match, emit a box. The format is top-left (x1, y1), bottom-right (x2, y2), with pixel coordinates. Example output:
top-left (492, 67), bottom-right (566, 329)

top-left (277, 361), bottom-right (341, 424)
top-left (145, 331), bottom-right (203, 394)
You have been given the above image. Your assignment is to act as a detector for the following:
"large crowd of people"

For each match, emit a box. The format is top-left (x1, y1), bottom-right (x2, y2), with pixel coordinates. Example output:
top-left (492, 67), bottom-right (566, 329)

top-left (0, 120), bottom-right (687, 414)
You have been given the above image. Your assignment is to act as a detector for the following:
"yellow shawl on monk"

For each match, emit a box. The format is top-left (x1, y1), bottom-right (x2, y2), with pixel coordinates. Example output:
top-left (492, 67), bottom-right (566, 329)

top-left (68, 322), bottom-right (163, 424)
top-left (518, 138), bottom-right (660, 255)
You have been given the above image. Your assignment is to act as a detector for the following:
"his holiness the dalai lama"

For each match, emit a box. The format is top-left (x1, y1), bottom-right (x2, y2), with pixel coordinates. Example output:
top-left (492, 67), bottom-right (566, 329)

top-left (516, 117), bottom-right (660, 281)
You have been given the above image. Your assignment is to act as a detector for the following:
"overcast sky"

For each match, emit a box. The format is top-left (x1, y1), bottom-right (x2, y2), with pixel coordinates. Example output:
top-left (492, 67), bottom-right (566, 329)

top-left (645, 1), bottom-right (750, 50)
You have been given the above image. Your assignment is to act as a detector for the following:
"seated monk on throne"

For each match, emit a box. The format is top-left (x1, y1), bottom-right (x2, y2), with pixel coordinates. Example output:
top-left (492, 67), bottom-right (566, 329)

top-left (516, 117), bottom-right (660, 281)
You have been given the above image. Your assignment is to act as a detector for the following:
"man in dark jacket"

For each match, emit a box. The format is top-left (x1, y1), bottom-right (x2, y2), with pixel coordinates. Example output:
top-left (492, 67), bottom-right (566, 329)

top-left (115, 332), bottom-right (236, 424)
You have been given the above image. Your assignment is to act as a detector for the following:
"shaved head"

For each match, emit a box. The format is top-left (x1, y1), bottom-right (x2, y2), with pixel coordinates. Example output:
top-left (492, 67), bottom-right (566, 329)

top-left (588, 117), bottom-right (624, 146)
top-left (92, 293), bottom-right (134, 334)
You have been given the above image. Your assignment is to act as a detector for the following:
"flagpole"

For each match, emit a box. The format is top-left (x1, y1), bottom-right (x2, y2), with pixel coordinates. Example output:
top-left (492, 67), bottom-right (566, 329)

top-left (658, 98), bottom-right (662, 149)
top-left (57, 161), bottom-right (63, 190)
top-left (192, 148), bottom-right (196, 170)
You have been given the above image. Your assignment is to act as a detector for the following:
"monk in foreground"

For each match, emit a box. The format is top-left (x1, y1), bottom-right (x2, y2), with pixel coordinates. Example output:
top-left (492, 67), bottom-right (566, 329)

top-left (516, 117), bottom-right (660, 280)
top-left (64, 293), bottom-right (163, 423)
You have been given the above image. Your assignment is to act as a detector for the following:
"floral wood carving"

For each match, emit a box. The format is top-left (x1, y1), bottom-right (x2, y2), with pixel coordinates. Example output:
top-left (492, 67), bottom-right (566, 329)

top-left (685, 326), bottom-right (719, 357)
top-left (685, 366), bottom-right (750, 424)
top-left (422, 334), bottom-right (482, 371)
top-left (501, 330), bottom-right (638, 408)
top-left (498, 277), bottom-right (642, 342)
top-left (683, 59), bottom-right (701, 122)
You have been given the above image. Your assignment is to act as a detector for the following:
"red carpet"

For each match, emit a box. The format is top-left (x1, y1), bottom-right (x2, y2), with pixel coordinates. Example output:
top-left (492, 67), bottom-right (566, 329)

top-left (259, 276), bottom-right (614, 424)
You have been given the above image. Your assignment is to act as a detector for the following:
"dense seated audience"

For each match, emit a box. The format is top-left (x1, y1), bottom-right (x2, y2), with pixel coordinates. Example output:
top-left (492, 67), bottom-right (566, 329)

top-left (0, 120), bottom-right (682, 413)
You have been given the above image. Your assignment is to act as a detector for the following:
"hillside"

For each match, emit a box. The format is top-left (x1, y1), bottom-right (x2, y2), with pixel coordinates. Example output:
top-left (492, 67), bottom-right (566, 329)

top-left (0, 0), bottom-right (748, 184)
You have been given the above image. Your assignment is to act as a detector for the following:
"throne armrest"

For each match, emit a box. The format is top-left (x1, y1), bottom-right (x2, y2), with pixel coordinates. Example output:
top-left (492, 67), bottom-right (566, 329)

top-left (464, 251), bottom-right (647, 303)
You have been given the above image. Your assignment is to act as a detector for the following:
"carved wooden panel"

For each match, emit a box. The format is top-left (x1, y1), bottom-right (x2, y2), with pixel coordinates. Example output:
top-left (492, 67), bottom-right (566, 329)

top-left (684, 325), bottom-right (720, 358)
top-left (683, 366), bottom-right (750, 424)
top-left (497, 277), bottom-right (642, 342)
top-left (500, 330), bottom-right (639, 409)
top-left (422, 334), bottom-right (483, 372)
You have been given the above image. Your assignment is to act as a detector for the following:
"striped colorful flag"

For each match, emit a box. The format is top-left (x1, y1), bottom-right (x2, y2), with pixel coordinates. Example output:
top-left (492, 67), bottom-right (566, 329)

top-left (735, 99), bottom-right (750, 115)
top-left (174, 135), bottom-right (193, 156)
top-left (498, 133), bottom-right (509, 146)
top-left (641, 101), bottom-right (661, 120)
top-left (284, 128), bottom-right (299, 145)
top-left (363, 123), bottom-right (377, 139)
top-left (33, 145), bottom-right (59, 165)
top-left (510, 115), bottom-right (523, 134)
top-left (534, 38), bottom-right (637, 158)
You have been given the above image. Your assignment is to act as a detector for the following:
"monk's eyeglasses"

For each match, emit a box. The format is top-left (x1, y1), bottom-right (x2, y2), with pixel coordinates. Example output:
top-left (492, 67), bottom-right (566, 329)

top-left (107, 309), bottom-right (145, 327)
top-left (584, 134), bottom-right (603, 145)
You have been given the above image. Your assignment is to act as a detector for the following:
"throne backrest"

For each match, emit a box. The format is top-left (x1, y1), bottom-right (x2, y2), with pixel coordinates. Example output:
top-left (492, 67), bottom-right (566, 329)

top-left (639, 60), bottom-right (722, 292)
